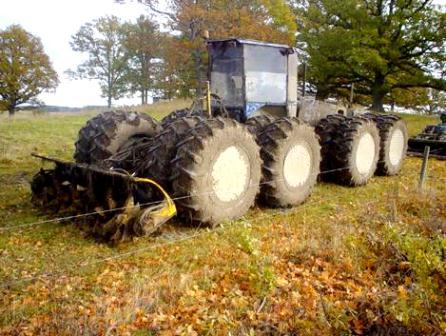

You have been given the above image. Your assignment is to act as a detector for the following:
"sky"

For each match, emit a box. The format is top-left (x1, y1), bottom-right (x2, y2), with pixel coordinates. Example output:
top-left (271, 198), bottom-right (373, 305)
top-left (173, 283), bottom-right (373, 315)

top-left (0, 0), bottom-right (161, 107)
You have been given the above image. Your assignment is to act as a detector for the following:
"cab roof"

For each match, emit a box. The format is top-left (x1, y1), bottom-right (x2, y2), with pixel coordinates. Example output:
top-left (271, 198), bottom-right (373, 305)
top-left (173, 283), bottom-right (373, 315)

top-left (207, 38), bottom-right (290, 49)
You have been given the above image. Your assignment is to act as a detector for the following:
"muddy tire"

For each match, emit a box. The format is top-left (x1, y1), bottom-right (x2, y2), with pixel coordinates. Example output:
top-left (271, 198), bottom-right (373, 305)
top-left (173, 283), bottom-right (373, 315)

top-left (331, 117), bottom-right (380, 186)
top-left (315, 114), bottom-right (347, 175)
top-left (161, 108), bottom-right (205, 127)
top-left (74, 111), bottom-right (161, 165)
top-left (245, 115), bottom-right (276, 136)
top-left (258, 118), bottom-right (321, 207)
top-left (108, 136), bottom-right (154, 172)
top-left (363, 114), bottom-right (408, 176)
top-left (171, 118), bottom-right (261, 226)
top-left (137, 116), bottom-right (204, 189)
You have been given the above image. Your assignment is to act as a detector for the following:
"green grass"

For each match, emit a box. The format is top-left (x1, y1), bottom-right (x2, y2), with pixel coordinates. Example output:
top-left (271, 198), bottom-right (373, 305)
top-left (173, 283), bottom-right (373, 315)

top-left (395, 112), bottom-right (440, 136)
top-left (0, 108), bottom-right (444, 335)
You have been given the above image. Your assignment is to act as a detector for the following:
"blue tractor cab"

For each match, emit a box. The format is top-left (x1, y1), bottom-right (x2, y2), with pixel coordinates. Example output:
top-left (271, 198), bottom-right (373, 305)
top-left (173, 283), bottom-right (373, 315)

top-left (207, 39), bottom-right (298, 122)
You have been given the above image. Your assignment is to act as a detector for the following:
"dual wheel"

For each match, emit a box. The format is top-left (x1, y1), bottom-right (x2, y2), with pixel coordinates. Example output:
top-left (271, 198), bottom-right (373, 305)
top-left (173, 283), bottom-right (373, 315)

top-left (74, 111), bottom-right (322, 227)
top-left (316, 114), bottom-right (408, 185)
top-left (171, 117), bottom-right (321, 224)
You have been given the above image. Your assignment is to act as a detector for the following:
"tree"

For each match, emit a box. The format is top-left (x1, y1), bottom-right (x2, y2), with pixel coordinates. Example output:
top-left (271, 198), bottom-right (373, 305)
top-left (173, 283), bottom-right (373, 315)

top-left (424, 89), bottom-right (446, 115)
top-left (123, 15), bottom-right (162, 105)
top-left (388, 87), bottom-right (429, 112)
top-left (69, 16), bottom-right (129, 108)
top-left (118, 0), bottom-right (297, 98)
top-left (152, 35), bottom-right (192, 99)
top-left (0, 25), bottom-right (58, 116)
top-left (294, 0), bottom-right (446, 111)
top-left (390, 88), bottom-right (446, 114)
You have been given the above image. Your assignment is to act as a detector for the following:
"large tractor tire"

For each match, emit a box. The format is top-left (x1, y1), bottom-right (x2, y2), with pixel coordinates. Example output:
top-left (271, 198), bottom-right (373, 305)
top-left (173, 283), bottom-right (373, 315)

top-left (74, 111), bottom-right (161, 166)
top-left (331, 117), bottom-right (380, 186)
top-left (137, 116), bottom-right (204, 189)
top-left (171, 118), bottom-right (261, 226)
top-left (315, 114), bottom-right (347, 175)
top-left (161, 108), bottom-right (205, 127)
top-left (245, 115), bottom-right (276, 136)
top-left (107, 136), bottom-right (154, 173)
top-left (364, 114), bottom-right (408, 176)
top-left (258, 118), bottom-right (321, 207)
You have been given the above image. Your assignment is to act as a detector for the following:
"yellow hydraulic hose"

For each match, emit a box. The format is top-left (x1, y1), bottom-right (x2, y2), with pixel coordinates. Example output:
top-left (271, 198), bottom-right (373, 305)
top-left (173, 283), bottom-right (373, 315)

top-left (206, 81), bottom-right (212, 117)
top-left (132, 177), bottom-right (177, 219)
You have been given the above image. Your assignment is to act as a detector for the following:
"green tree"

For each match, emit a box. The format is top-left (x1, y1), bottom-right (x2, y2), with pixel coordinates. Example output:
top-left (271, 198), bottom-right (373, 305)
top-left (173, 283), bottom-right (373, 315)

top-left (294, 0), bottom-right (446, 111)
top-left (69, 16), bottom-right (129, 108)
top-left (388, 87), bottom-right (429, 112)
top-left (425, 89), bottom-right (446, 115)
top-left (123, 15), bottom-right (162, 105)
top-left (118, 0), bottom-right (297, 98)
top-left (150, 35), bottom-right (188, 99)
top-left (0, 25), bottom-right (58, 116)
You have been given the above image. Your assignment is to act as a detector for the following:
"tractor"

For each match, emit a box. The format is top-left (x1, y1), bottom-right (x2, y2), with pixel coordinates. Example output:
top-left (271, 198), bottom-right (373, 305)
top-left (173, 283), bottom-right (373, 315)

top-left (31, 39), bottom-right (409, 243)
top-left (408, 112), bottom-right (446, 160)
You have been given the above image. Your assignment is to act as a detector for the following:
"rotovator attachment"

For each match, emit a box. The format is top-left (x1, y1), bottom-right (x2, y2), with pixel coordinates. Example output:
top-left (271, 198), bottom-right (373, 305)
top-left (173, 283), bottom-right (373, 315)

top-left (31, 154), bottom-right (176, 243)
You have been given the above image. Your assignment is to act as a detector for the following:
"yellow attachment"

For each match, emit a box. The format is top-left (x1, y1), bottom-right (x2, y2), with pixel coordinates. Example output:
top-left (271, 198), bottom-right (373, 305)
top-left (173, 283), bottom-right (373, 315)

top-left (101, 177), bottom-right (177, 242)
top-left (132, 177), bottom-right (177, 219)
top-left (206, 80), bottom-right (212, 117)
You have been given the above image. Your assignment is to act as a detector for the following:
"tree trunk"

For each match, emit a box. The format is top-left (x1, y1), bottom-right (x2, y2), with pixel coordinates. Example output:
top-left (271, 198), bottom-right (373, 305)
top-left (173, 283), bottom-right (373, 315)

top-left (371, 73), bottom-right (386, 112)
top-left (107, 68), bottom-right (112, 108)
top-left (141, 90), bottom-right (145, 105)
top-left (6, 100), bottom-right (16, 117)
top-left (371, 92), bottom-right (386, 112)
top-left (316, 84), bottom-right (330, 100)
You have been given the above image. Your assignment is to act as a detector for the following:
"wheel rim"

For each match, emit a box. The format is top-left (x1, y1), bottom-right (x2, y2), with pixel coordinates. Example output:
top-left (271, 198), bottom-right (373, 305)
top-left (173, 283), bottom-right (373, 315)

top-left (355, 132), bottom-right (376, 175)
top-left (389, 128), bottom-right (405, 166)
top-left (211, 145), bottom-right (250, 202)
top-left (283, 144), bottom-right (312, 187)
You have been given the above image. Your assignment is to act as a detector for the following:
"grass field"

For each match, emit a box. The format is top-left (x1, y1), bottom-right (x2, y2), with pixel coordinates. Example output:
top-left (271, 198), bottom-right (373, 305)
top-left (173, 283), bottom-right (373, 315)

top-left (0, 106), bottom-right (445, 335)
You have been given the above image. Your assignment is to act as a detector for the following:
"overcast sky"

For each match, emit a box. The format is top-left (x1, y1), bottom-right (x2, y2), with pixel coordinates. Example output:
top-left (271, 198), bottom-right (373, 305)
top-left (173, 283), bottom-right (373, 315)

top-left (0, 0), bottom-right (160, 107)
top-left (1, 0), bottom-right (445, 107)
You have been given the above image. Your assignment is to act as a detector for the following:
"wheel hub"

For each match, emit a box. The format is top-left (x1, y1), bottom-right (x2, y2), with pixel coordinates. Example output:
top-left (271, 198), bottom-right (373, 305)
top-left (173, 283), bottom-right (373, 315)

top-left (283, 144), bottom-right (312, 187)
top-left (355, 132), bottom-right (376, 175)
top-left (389, 128), bottom-right (405, 166)
top-left (211, 146), bottom-right (250, 202)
